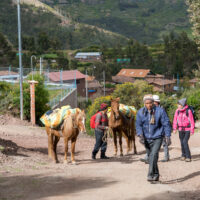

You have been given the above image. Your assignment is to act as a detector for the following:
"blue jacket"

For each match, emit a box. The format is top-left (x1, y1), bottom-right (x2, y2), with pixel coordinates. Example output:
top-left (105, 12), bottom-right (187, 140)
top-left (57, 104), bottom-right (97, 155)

top-left (136, 106), bottom-right (171, 139)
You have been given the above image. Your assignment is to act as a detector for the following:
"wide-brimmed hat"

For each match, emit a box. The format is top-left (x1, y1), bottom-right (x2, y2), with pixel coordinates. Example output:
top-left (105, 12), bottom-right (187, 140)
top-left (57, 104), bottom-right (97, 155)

top-left (143, 94), bottom-right (154, 102)
top-left (153, 95), bottom-right (160, 103)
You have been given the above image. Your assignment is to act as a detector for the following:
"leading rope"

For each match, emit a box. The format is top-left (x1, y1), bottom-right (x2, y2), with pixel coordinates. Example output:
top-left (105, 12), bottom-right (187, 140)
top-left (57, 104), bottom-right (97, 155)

top-left (102, 127), bottom-right (113, 142)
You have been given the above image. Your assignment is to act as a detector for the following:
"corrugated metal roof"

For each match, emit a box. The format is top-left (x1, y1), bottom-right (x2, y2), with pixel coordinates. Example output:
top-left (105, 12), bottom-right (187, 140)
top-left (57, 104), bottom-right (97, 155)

top-left (75, 52), bottom-right (102, 56)
top-left (0, 71), bottom-right (18, 76)
top-left (146, 78), bottom-right (176, 86)
top-left (117, 69), bottom-right (151, 78)
top-left (49, 70), bottom-right (86, 82)
top-left (112, 75), bottom-right (135, 83)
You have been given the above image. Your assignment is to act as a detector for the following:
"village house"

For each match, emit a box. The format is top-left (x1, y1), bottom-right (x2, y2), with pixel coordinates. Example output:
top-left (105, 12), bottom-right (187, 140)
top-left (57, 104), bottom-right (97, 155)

top-left (189, 78), bottom-right (199, 88)
top-left (112, 75), bottom-right (135, 84)
top-left (48, 70), bottom-right (86, 97)
top-left (116, 69), bottom-right (163, 80)
top-left (0, 70), bottom-right (19, 80)
top-left (113, 68), bottom-right (176, 92)
top-left (74, 52), bottom-right (102, 61)
top-left (146, 78), bottom-right (176, 92)
top-left (86, 75), bottom-right (102, 97)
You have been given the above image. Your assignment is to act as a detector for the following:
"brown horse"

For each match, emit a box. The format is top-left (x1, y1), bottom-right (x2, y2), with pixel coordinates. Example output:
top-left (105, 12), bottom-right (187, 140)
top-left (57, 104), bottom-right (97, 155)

top-left (45, 109), bottom-right (86, 164)
top-left (108, 98), bottom-right (137, 156)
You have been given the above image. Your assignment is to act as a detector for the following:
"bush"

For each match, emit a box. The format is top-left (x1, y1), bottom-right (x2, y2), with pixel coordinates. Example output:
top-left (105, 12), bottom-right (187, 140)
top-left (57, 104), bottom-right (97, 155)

top-left (0, 82), bottom-right (11, 100)
top-left (13, 73), bottom-right (50, 123)
top-left (86, 96), bottom-right (111, 135)
top-left (105, 83), bottom-right (115, 88)
top-left (112, 81), bottom-right (153, 109)
top-left (181, 88), bottom-right (200, 120)
top-left (159, 87), bottom-right (200, 122)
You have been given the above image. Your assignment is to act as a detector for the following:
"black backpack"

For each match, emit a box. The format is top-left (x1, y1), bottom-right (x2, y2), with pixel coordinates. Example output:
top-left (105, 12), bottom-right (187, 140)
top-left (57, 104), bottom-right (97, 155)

top-left (178, 106), bottom-right (196, 122)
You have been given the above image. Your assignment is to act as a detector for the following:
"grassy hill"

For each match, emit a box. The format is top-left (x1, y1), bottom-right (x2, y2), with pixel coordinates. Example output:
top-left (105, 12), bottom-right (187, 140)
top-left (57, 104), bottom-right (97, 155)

top-left (0, 0), bottom-right (127, 49)
top-left (44, 0), bottom-right (191, 44)
top-left (0, 0), bottom-right (192, 49)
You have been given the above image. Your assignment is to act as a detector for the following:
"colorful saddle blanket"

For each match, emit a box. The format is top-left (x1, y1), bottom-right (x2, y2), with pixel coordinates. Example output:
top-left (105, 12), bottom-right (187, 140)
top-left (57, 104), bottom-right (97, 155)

top-left (40, 105), bottom-right (81, 128)
top-left (107, 104), bottom-right (137, 118)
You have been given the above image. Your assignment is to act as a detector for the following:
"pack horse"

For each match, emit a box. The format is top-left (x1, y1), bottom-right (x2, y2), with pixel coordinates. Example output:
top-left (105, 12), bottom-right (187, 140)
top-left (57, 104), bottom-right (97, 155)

top-left (43, 108), bottom-right (86, 164)
top-left (108, 98), bottom-right (137, 156)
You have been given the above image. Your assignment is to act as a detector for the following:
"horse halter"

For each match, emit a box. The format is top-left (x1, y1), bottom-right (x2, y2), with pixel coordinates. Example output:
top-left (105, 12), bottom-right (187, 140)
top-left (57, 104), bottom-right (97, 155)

top-left (73, 114), bottom-right (86, 133)
top-left (112, 108), bottom-right (120, 120)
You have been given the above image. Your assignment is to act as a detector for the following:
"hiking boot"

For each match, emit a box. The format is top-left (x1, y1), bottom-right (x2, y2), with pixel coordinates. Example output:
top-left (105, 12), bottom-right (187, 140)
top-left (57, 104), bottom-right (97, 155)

top-left (147, 176), bottom-right (154, 182)
top-left (185, 158), bottom-right (191, 162)
top-left (140, 158), bottom-right (148, 164)
top-left (161, 158), bottom-right (169, 162)
top-left (92, 153), bottom-right (96, 160)
top-left (180, 157), bottom-right (186, 161)
top-left (100, 154), bottom-right (109, 159)
top-left (152, 176), bottom-right (159, 181)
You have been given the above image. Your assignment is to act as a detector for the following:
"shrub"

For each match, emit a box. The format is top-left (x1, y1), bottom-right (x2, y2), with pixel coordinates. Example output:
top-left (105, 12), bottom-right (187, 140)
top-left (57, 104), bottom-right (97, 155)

top-left (181, 88), bottom-right (200, 120)
top-left (112, 81), bottom-right (153, 109)
top-left (13, 73), bottom-right (50, 123)
top-left (159, 87), bottom-right (200, 122)
top-left (0, 82), bottom-right (11, 99)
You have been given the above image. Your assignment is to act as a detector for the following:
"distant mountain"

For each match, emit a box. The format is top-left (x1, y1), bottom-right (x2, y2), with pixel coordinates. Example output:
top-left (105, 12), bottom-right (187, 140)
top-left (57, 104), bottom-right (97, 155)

top-left (0, 0), bottom-right (191, 49)
top-left (41, 0), bottom-right (191, 43)
top-left (0, 0), bottom-right (127, 49)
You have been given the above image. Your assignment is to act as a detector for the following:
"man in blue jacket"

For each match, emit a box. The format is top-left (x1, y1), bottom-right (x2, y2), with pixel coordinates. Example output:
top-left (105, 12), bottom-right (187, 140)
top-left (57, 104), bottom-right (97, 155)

top-left (136, 94), bottom-right (171, 182)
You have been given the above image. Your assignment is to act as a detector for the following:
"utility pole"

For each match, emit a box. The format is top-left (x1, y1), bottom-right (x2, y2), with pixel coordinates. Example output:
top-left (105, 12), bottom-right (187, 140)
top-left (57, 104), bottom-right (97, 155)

top-left (17, 0), bottom-right (23, 120)
top-left (40, 57), bottom-right (43, 75)
top-left (74, 70), bottom-right (77, 108)
top-left (85, 69), bottom-right (88, 102)
top-left (103, 70), bottom-right (105, 96)
top-left (177, 73), bottom-right (179, 91)
top-left (31, 55), bottom-right (36, 80)
top-left (163, 74), bottom-right (165, 93)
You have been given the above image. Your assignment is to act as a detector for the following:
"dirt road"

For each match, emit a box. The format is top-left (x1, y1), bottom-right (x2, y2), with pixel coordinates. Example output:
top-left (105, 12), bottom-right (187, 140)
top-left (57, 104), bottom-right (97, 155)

top-left (0, 115), bottom-right (200, 200)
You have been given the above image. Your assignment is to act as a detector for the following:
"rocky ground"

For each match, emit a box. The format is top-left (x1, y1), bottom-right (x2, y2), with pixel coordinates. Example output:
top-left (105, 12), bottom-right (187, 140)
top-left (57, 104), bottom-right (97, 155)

top-left (0, 114), bottom-right (200, 200)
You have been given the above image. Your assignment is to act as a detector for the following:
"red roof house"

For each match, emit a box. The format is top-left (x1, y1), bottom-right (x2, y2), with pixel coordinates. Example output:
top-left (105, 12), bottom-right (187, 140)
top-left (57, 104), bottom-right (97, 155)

top-left (48, 70), bottom-right (86, 97)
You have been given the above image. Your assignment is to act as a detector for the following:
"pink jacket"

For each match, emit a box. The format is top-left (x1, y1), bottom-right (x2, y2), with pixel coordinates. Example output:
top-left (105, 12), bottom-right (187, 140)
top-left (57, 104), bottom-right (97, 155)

top-left (173, 105), bottom-right (195, 133)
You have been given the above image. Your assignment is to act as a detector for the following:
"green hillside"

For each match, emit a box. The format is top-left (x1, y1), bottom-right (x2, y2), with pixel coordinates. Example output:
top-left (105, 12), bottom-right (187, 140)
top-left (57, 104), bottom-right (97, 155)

top-left (45, 0), bottom-right (191, 43)
top-left (0, 0), bottom-right (127, 49)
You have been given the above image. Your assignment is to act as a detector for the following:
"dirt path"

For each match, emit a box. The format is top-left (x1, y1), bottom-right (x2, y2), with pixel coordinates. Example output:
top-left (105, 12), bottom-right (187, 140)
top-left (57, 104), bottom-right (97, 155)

top-left (0, 115), bottom-right (200, 200)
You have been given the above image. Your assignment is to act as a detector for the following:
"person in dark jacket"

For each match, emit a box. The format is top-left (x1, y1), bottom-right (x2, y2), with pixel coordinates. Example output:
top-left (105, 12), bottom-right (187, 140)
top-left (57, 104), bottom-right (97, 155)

top-left (136, 94), bottom-right (171, 182)
top-left (92, 103), bottom-right (109, 159)
top-left (140, 95), bottom-right (170, 163)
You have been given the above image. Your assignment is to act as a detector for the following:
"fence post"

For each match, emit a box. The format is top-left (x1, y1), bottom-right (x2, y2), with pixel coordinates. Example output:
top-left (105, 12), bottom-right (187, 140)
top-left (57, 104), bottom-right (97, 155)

top-left (28, 80), bottom-right (38, 125)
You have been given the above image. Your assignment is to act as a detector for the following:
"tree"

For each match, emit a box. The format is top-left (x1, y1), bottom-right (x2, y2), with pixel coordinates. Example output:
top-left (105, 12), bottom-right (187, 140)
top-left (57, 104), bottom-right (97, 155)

top-left (125, 40), bottom-right (153, 69)
top-left (22, 36), bottom-right (35, 51)
top-left (37, 32), bottom-right (50, 53)
top-left (112, 81), bottom-right (153, 109)
top-left (13, 74), bottom-right (49, 122)
top-left (0, 32), bottom-right (16, 66)
top-left (57, 53), bottom-right (69, 70)
top-left (162, 31), bottom-right (199, 76)
top-left (186, 0), bottom-right (200, 46)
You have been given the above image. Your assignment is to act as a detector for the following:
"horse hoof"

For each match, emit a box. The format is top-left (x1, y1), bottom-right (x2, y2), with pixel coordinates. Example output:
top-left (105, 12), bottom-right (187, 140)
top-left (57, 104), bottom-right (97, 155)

top-left (120, 154), bottom-right (123, 157)
top-left (53, 160), bottom-right (59, 164)
top-left (72, 161), bottom-right (77, 165)
top-left (64, 160), bottom-right (69, 164)
top-left (113, 154), bottom-right (117, 157)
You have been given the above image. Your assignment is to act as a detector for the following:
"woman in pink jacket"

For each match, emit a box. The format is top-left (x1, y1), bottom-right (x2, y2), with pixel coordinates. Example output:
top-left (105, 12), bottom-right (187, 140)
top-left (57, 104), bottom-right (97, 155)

top-left (173, 98), bottom-right (195, 162)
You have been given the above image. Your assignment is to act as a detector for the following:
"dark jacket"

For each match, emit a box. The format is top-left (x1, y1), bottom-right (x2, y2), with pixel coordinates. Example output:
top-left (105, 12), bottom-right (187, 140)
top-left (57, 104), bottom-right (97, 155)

top-left (136, 106), bottom-right (171, 139)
